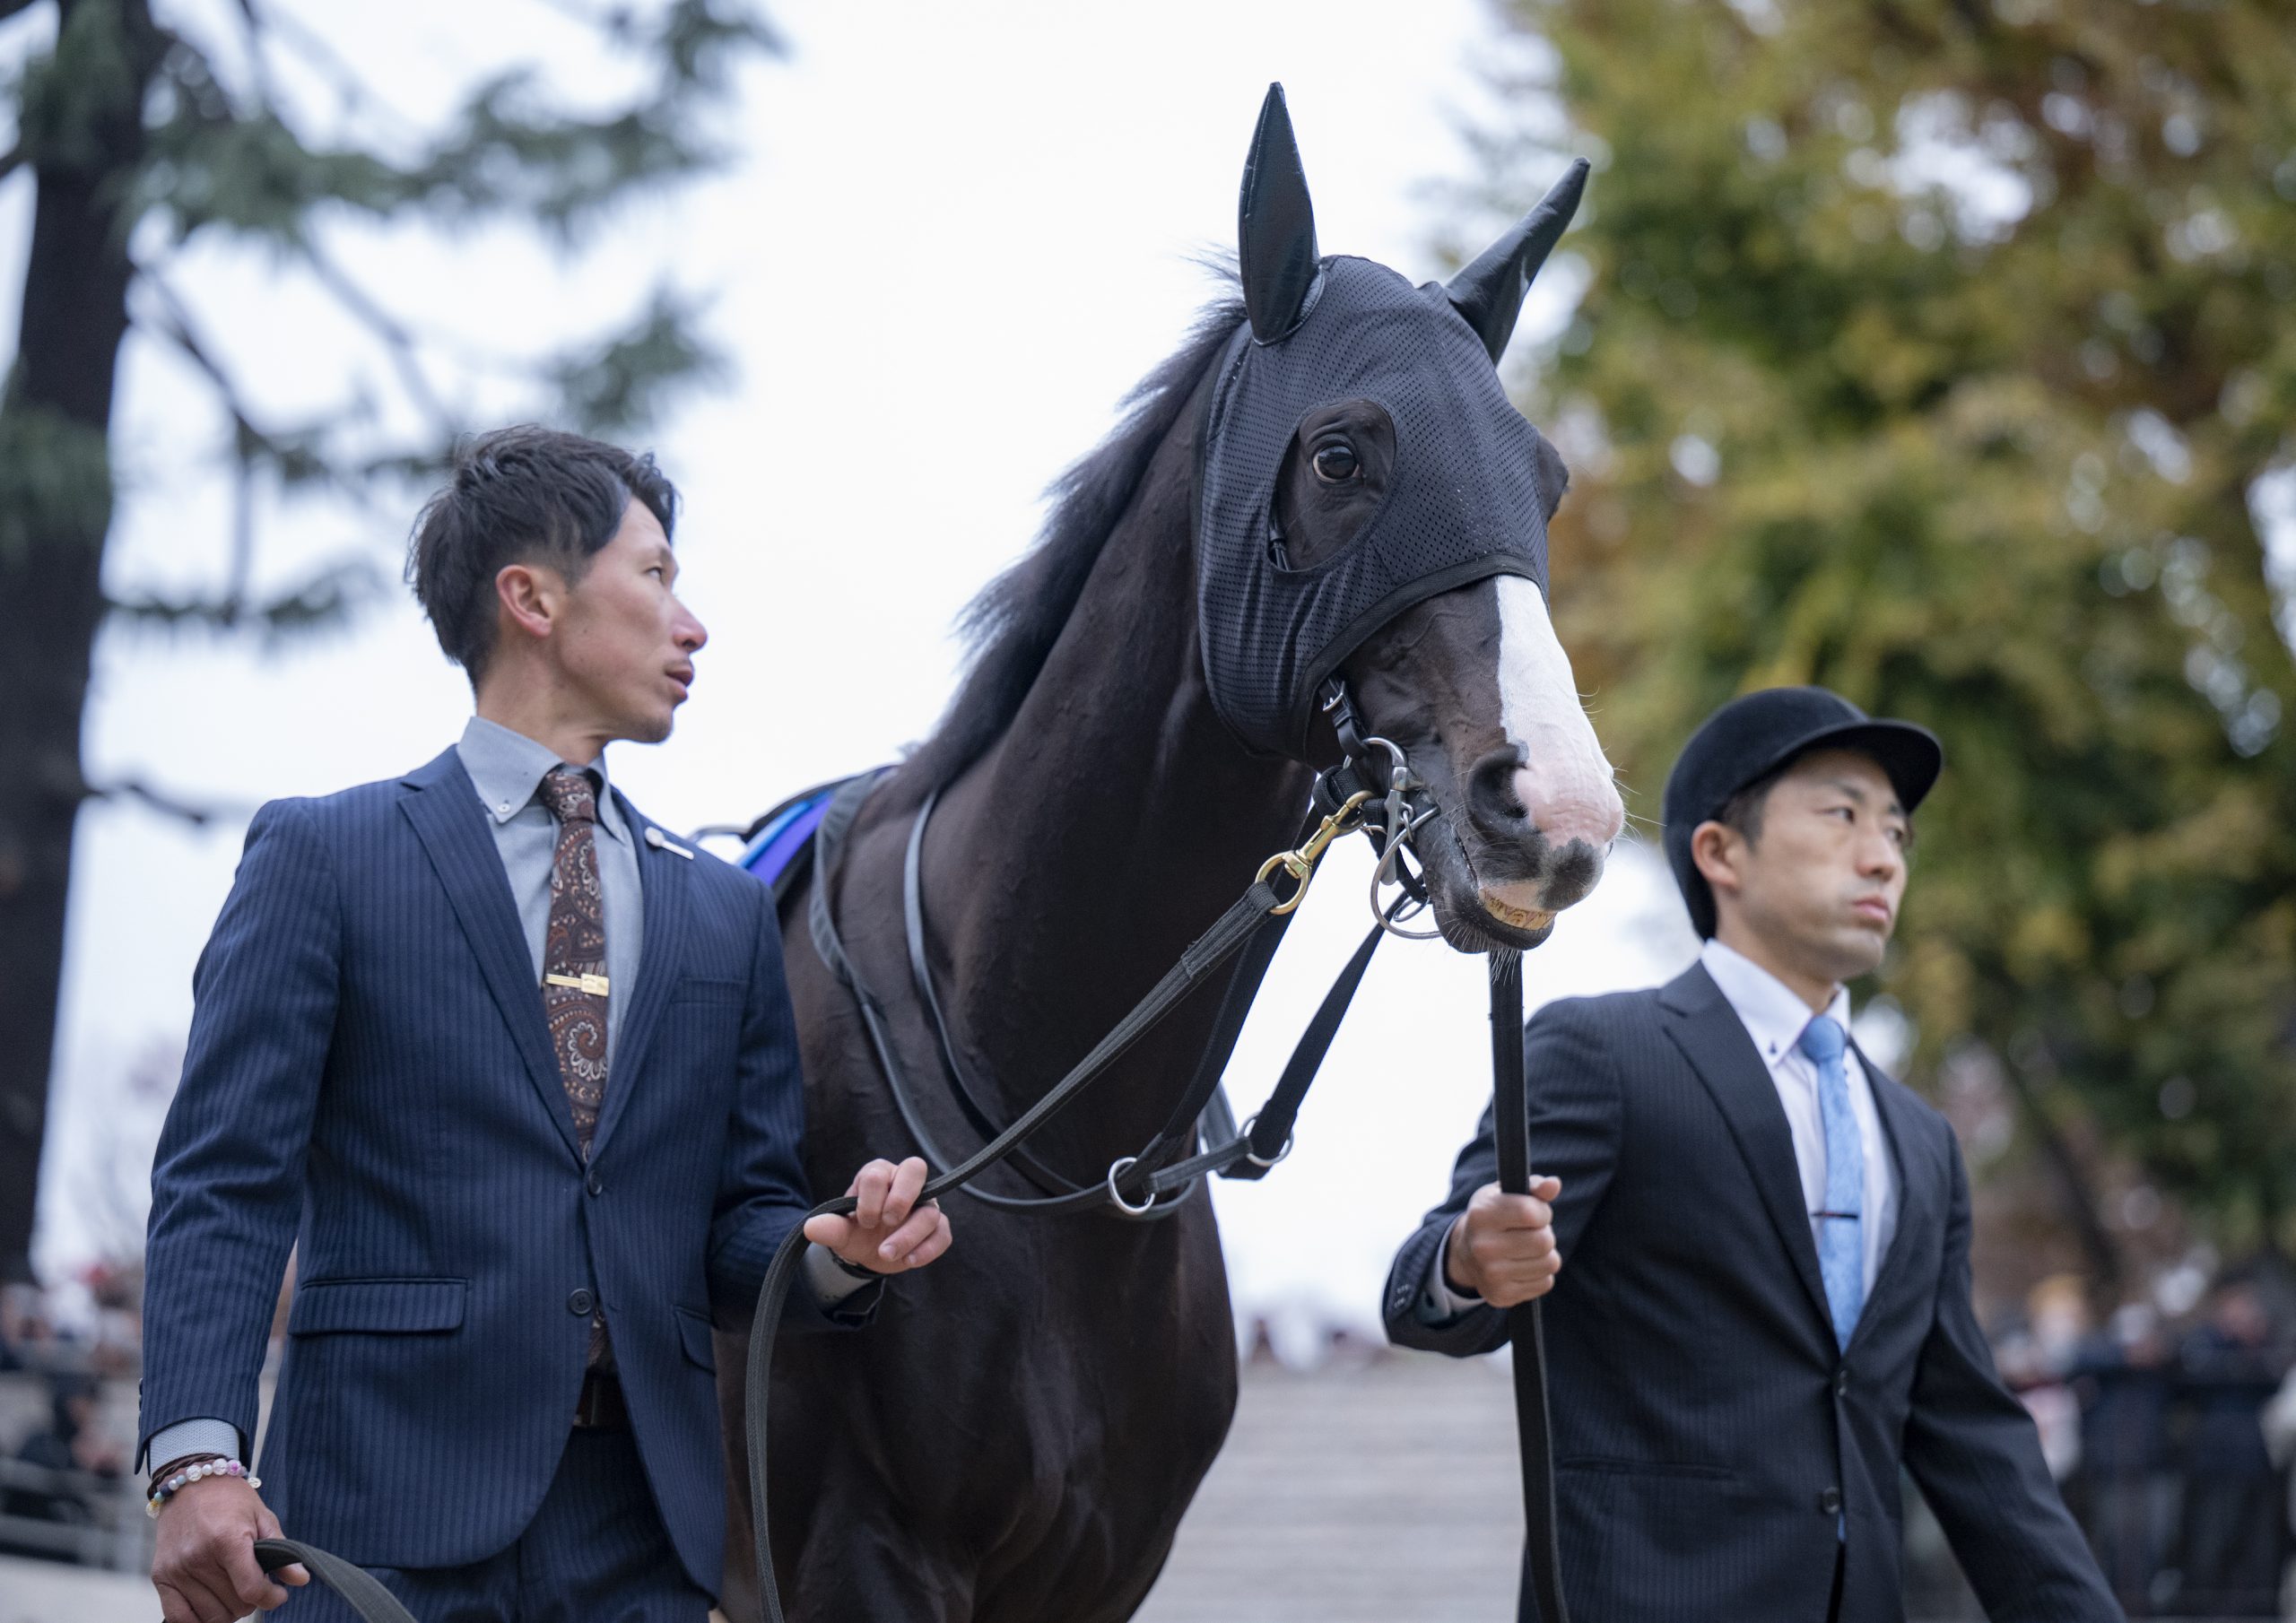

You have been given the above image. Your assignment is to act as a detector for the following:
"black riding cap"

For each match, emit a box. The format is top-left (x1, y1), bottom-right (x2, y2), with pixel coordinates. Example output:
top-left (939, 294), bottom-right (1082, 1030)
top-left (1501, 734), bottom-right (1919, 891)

top-left (1196, 85), bottom-right (1590, 759)
top-left (1662, 686), bottom-right (1944, 939)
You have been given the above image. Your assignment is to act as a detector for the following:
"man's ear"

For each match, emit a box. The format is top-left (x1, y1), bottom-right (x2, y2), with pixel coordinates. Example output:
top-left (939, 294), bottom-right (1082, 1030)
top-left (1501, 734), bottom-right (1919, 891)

top-left (494, 561), bottom-right (561, 644)
top-left (1690, 820), bottom-right (1744, 903)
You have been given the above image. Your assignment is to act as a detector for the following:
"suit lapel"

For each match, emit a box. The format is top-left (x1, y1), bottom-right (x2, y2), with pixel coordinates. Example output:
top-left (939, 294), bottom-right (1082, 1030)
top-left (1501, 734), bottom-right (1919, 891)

top-left (587, 793), bottom-right (690, 1161)
top-left (399, 749), bottom-right (581, 1164)
top-left (1658, 964), bottom-right (1833, 1339)
top-left (1849, 1046), bottom-right (1929, 1351)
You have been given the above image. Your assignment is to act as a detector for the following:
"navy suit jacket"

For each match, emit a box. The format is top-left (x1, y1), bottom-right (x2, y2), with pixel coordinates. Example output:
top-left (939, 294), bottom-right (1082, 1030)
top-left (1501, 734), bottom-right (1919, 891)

top-left (1384, 964), bottom-right (2118, 1622)
top-left (141, 748), bottom-right (849, 1595)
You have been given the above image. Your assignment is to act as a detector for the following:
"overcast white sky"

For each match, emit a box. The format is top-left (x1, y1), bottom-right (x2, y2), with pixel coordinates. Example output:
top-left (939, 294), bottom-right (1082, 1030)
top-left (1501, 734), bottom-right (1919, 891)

top-left (8, 0), bottom-right (1731, 1332)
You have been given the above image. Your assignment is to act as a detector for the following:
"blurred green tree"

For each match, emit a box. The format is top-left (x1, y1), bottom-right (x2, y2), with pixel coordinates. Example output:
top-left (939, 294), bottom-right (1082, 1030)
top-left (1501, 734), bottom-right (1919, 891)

top-left (0, 0), bottom-right (775, 1283)
top-left (1488, 0), bottom-right (2296, 1277)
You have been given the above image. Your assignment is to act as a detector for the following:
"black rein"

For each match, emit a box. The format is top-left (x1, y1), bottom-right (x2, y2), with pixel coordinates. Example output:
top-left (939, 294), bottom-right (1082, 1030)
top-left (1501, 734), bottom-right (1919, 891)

top-left (748, 768), bottom-right (1392, 1623)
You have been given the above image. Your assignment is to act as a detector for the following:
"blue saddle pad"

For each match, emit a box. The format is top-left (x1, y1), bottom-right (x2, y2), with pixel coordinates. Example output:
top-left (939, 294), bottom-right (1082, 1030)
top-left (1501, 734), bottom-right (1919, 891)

top-left (738, 783), bottom-right (842, 905)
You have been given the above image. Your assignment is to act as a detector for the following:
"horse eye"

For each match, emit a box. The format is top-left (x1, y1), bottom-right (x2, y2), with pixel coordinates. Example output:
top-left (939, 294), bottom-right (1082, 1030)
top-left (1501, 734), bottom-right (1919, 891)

top-left (1312, 443), bottom-right (1360, 483)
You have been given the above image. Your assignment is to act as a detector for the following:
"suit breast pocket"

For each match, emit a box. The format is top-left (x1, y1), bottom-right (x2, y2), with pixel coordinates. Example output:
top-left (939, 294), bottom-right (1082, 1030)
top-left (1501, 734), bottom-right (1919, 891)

top-left (662, 978), bottom-right (746, 1074)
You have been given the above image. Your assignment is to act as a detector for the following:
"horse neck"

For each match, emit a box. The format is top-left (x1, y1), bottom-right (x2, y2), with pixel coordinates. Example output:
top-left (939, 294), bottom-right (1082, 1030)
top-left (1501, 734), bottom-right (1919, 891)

top-left (919, 429), bottom-right (1310, 1159)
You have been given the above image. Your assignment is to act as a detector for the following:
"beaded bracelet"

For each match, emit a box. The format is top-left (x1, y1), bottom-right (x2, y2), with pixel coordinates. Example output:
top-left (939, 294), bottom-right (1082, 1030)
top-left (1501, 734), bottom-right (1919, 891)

top-left (145, 1456), bottom-right (260, 1518)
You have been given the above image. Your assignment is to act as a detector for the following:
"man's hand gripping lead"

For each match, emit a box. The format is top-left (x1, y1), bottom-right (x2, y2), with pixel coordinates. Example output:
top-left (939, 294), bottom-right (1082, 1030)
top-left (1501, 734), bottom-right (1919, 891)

top-left (804, 1155), bottom-right (952, 1274)
top-left (1443, 1175), bottom-right (1563, 1308)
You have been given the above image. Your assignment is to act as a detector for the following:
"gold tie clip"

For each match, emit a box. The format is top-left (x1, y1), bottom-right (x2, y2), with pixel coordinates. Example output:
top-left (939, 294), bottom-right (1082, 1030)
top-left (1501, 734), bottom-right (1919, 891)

top-left (545, 972), bottom-right (611, 997)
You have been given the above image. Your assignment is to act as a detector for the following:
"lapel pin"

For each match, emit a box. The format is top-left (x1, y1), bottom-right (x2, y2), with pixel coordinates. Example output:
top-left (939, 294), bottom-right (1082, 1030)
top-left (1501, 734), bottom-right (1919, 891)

top-left (645, 826), bottom-right (694, 860)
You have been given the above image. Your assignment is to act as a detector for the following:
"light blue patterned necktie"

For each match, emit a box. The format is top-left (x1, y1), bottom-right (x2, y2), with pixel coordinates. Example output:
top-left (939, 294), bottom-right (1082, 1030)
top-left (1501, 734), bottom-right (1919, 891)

top-left (1797, 1014), bottom-right (1866, 1350)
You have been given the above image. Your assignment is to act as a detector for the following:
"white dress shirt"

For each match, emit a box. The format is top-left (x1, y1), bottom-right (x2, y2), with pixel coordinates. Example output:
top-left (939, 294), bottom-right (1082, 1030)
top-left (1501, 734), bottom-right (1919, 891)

top-left (1422, 937), bottom-right (1899, 1321)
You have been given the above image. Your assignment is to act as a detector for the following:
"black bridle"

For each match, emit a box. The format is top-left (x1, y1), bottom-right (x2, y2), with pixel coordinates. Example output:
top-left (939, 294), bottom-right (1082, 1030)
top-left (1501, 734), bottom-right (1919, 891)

top-left (743, 753), bottom-right (1390, 1621)
top-left (740, 683), bottom-right (1567, 1623)
top-left (801, 763), bottom-right (1384, 1222)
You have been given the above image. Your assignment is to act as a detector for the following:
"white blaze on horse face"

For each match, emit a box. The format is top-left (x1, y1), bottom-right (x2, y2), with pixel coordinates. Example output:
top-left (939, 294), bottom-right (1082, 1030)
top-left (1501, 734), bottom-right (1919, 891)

top-left (1492, 573), bottom-right (1624, 894)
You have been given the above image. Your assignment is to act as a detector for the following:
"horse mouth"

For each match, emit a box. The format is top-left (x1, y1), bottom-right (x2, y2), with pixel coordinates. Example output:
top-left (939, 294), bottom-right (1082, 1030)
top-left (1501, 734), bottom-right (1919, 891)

top-left (1396, 782), bottom-right (1619, 952)
top-left (1481, 894), bottom-right (1555, 936)
top-left (1411, 819), bottom-right (1562, 953)
top-left (1444, 885), bottom-right (1557, 953)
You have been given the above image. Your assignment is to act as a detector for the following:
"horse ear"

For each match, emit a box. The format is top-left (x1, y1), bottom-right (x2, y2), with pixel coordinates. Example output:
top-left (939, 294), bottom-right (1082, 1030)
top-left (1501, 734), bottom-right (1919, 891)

top-left (1446, 158), bottom-right (1590, 364)
top-left (1239, 82), bottom-right (1319, 343)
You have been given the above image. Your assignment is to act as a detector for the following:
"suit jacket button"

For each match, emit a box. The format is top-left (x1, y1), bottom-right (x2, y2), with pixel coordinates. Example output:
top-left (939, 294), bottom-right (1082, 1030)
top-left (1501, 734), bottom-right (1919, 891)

top-left (1819, 1486), bottom-right (1842, 1515)
top-left (568, 1289), bottom-right (596, 1316)
top-left (587, 1175), bottom-right (604, 1197)
top-left (1834, 1367), bottom-right (1850, 1397)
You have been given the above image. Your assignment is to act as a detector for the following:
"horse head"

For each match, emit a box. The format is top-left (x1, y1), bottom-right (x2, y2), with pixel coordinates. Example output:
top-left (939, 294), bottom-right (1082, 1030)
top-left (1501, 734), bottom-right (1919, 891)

top-left (1195, 84), bottom-right (1625, 952)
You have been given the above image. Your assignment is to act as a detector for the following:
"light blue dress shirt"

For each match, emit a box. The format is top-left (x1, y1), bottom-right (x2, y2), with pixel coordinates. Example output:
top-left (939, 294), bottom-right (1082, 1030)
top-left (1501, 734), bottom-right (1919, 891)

top-left (455, 716), bottom-right (643, 1063)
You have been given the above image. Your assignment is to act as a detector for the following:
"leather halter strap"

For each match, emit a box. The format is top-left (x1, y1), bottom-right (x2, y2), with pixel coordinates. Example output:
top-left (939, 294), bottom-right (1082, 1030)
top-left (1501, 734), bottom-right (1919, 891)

top-left (1491, 952), bottom-right (1570, 1623)
top-left (751, 769), bottom-right (1392, 1622)
top-left (253, 1540), bottom-right (418, 1623)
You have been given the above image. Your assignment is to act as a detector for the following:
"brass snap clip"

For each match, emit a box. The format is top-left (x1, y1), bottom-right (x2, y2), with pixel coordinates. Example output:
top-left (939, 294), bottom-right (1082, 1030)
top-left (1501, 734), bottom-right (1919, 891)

top-left (1256, 789), bottom-right (1373, 916)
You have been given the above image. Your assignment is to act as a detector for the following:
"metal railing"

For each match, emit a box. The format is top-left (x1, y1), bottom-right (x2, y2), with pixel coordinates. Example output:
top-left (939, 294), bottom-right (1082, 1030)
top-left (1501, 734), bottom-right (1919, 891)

top-left (0, 1455), bottom-right (153, 1575)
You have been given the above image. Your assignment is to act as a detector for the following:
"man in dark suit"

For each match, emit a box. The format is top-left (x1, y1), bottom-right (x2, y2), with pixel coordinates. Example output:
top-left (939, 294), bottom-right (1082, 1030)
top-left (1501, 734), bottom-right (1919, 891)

top-left (138, 427), bottom-right (952, 1623)
top-left (1385, 687), bottom-right (2119, 1622)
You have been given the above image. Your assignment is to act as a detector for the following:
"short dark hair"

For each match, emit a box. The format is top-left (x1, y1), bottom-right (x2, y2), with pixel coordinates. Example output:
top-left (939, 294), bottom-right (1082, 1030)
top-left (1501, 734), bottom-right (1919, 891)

top-left (406, 425), bottom-right (679, 687)
top-left (1713, 759), bottom-right (1791, 847)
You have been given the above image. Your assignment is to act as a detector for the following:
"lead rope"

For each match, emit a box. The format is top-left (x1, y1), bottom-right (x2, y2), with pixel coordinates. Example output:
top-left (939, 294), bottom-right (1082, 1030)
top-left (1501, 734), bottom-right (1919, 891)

top-left (252, 1539), bottom-right (419, 1623)
top-left (1491, 950), bottom-right (1570, 1623)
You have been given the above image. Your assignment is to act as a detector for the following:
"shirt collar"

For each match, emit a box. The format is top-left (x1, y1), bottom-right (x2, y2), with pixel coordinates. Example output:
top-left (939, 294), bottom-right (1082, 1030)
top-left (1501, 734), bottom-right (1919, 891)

top-left (457, 716), bottom-right (630, 846)
top-left (1699, 938), bottom-right (1854, 1071)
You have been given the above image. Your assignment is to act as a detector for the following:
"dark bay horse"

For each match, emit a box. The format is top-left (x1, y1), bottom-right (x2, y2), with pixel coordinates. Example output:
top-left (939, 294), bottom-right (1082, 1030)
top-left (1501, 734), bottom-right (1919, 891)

top-left (720, 88), bottom-right (1626, 1622)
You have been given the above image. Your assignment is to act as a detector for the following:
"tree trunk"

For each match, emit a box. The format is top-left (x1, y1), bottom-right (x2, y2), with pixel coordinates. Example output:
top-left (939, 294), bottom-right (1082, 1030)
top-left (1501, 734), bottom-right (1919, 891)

top-left (0, 0), bottom-right (160, 1283)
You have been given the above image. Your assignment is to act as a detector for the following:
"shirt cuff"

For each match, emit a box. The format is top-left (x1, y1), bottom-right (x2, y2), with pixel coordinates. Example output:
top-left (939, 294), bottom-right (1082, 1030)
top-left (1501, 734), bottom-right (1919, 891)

top-left (1416, 1220), bottom-right (1486, 1324)
top-left (804, 1241), bottom-right (877, 1306)
top-left (148, 1418), bottom-right (244, 1479)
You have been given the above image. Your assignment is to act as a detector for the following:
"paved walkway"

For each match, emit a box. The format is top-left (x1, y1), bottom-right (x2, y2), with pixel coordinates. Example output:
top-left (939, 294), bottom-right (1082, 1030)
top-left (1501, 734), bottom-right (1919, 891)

top-left (1136, 1353), bottom-right (1525, 1623)
top-left (0, 1553), bottom-right (152, 1623)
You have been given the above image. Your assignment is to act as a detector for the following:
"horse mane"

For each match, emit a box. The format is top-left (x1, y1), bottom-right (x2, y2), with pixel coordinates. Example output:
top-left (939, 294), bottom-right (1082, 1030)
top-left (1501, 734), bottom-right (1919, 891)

top-left (899, 295), bottom-right (1248, 798)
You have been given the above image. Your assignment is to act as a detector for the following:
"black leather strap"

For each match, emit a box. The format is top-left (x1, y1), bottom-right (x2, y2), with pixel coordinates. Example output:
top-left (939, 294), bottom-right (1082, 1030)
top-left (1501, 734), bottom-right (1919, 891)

top-left (902, 786), bottom-right (1109, 1201)
top-left (253, 1539), bottom-right (418, 1623)
top-left (1490, 952), bottom-right (1569, 1623)
top-left (813, 772), bottom-right (1208, 1218)
top-left (1224, 916), bottom-right (1382, 1178)
top-left (751, 864), bottom-right (1294, 1621)
top-left (757, 767), bottom-right (1396, 1622)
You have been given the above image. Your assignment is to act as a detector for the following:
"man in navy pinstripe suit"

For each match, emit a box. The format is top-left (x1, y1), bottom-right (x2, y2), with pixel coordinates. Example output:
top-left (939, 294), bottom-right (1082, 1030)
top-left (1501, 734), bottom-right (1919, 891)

top-left (139, 428), bottom-right (952, 1623)
top-left (1386, 689), bottom-right (2119, 1621)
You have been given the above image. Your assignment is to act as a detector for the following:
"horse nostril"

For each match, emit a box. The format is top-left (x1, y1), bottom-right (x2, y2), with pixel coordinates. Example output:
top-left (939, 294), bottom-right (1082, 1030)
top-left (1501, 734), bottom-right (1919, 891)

top-left (1464, 746), bottom-right (1626, 863)
top-left (1466, 748), bottom-right (1532, 838)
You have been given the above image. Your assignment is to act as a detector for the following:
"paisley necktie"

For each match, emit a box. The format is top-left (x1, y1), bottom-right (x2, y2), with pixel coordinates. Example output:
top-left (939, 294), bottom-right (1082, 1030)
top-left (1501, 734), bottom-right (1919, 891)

top-left (537, 766), bottom-right (612, 1370)
top-left (537, 768), bottom-right (610, 1157)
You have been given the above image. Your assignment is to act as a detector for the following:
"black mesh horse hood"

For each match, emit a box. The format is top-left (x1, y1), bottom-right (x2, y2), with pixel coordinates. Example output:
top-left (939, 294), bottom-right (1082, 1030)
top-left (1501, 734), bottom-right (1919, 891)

top-left (1195, 85), bottom-right (1590, 759)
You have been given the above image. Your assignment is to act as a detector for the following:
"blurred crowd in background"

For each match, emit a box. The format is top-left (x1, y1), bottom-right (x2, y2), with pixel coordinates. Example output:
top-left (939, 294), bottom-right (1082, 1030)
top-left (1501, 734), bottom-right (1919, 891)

top-left (0, 1270), bottom-right (144, 1572)
top-left (1985, 1269), bottom-right (2296, 1618)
